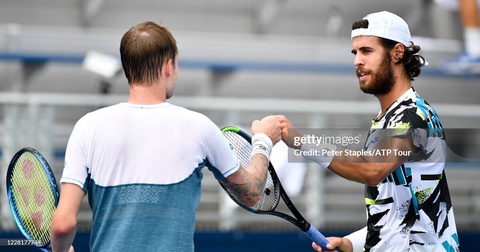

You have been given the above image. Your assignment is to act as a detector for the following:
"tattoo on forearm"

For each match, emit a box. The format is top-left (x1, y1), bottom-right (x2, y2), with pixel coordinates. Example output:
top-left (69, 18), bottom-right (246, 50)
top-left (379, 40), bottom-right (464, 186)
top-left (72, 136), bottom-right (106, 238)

top-left (223, 154), bottom-right (268, 205)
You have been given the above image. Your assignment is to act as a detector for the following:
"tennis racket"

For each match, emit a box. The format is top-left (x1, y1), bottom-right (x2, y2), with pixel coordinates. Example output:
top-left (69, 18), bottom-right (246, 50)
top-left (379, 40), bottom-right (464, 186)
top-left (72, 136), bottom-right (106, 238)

top-left (220, 126), bottom-right (338, 251)
top-left (6, 147), bottom-right (60, 252)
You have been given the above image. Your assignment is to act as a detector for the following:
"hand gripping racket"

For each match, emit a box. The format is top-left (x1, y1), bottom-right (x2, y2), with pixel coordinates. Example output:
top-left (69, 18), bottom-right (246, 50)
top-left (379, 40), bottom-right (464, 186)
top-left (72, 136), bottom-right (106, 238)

top-left (6, 147), bottom-right (60, 252)
top-left (220, 126), bottom-right (338, 251)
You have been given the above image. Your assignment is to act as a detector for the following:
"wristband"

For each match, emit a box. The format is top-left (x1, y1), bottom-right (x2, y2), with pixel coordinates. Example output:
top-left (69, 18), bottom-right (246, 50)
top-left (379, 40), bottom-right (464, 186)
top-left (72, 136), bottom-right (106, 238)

top-left (251, 133), bottom-right (273, 160)
top-left (344, 226), bottom-right (367, 252)
top-left (300, 143), bottom-right (336, 169)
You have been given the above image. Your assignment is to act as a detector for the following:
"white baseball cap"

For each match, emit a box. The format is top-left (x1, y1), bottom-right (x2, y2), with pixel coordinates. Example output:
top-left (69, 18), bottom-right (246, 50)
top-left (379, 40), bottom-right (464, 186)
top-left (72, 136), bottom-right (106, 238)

top-left (351, 11), bottom-right (412, 47)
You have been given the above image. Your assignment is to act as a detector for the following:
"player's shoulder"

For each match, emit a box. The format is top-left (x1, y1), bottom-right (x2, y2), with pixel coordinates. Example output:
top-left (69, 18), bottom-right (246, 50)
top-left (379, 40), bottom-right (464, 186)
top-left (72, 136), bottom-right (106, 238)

top-left (167, 104), bottom-right (222, 134)
top-left (77, 103), bottom-right (120, 121)
top-left (386, 100), bottom-right (428, 129)
top-left (169, 104), bottom-right (213, 122)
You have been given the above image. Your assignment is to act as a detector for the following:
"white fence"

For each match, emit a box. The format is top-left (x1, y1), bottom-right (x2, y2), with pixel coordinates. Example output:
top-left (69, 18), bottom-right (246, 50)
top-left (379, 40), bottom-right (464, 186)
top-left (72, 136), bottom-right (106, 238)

top-left (1, 92), bottom-right (479, 232)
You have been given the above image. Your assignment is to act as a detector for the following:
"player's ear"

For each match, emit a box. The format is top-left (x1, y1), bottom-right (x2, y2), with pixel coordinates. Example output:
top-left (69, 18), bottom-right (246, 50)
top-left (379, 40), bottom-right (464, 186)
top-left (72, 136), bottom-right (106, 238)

top-left (163, 58), bottom-right (173, 77)
top-left (392, 43), bottom-right (405, 63)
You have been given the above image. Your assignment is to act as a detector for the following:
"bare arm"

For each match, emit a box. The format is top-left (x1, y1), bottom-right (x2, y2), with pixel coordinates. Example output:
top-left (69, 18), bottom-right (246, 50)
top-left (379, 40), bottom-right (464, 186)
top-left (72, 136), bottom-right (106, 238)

top-left (220, 153), bottom-right (270, 206)
top-left (220, 115), bottom-right (282, 206)
top-left (51, 183), bottom-right (84, 252)
top-left (328, 136), bottom-right (413, 185)
top-left (277, 115), bottom-right (413, 186)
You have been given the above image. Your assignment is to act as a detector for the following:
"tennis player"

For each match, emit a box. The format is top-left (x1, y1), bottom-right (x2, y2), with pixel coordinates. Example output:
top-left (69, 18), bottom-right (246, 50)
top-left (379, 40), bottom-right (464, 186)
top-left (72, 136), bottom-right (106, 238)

top-left (50, 21), bottom-right (282, 252)
top-left (276, 11), bottom-right (459, 252)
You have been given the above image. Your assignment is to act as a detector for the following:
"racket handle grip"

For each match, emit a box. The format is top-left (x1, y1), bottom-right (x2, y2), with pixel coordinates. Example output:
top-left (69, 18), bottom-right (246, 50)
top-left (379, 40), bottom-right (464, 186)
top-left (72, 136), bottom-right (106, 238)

top-left (305, 225), bottom-right (340, 252)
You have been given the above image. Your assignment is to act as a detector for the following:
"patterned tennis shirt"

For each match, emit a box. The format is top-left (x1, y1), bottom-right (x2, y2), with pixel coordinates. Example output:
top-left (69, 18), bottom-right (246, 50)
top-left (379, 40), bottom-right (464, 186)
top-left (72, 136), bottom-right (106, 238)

top-left (362, 88), bottom-right (459, 251)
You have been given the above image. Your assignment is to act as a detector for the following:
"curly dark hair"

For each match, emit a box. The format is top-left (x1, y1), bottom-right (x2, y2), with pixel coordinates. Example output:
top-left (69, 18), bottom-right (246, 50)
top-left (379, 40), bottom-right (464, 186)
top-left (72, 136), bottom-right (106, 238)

top-left (352, 19), bottom-right (426, 81)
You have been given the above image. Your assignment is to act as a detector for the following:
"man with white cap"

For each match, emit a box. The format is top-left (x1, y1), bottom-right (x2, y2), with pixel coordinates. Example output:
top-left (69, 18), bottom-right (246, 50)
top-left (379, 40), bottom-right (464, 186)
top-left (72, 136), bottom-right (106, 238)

top-left (272, 11), bottom-right (460, 251)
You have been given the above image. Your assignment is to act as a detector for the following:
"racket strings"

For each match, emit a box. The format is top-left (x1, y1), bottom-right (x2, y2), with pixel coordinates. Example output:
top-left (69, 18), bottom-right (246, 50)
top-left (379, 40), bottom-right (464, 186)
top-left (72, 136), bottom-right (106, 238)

top-left (9, 152), bottom-right (57, 245)
top-left (254, 171), bottom-right (279, 211)
top-left (223, 131), bottom-right (280, 211)
top-left (224, 132), bottom-right (252, 168)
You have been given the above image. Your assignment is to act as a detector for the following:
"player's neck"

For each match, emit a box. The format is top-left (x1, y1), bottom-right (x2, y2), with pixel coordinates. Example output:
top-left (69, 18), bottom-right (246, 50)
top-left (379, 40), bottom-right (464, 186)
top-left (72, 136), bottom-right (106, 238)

top-left (128, 83), bottom-right (167, 105)
top-left (376, 80), bottom-right (411, 114)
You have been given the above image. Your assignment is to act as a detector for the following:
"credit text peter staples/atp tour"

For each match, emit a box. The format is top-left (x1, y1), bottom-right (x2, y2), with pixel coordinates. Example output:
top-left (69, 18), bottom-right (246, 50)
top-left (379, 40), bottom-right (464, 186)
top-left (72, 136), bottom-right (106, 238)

top-left (291, 134), bottom-right (412, 158)
top-left (293, 147), bottom-right (412, 158)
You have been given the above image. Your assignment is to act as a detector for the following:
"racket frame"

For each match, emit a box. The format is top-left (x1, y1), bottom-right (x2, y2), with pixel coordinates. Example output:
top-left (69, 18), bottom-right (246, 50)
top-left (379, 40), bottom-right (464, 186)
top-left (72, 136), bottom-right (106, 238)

top-left (5, 147), bottom-right (60, 251)
top-left (221, 127), bottom-right (310, 230)
top-left (220, 126), bottom-right (337, 251)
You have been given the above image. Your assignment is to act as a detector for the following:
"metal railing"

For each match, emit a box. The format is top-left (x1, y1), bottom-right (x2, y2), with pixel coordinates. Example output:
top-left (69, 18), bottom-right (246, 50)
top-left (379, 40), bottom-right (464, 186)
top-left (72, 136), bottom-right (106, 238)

top-left (0, 92), bottom-right (479, 231)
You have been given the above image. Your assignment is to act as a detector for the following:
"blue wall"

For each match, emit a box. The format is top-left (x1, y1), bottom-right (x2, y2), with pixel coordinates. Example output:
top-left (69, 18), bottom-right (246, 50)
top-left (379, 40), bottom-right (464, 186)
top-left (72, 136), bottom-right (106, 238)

top-left (1, 230), bottom-right (478, 251)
